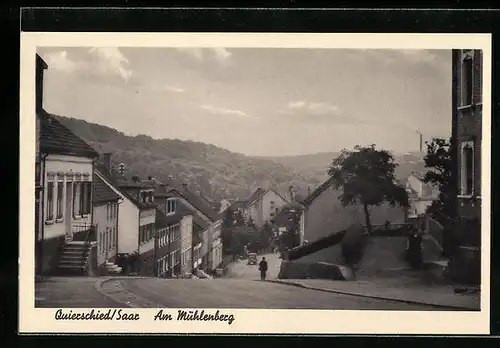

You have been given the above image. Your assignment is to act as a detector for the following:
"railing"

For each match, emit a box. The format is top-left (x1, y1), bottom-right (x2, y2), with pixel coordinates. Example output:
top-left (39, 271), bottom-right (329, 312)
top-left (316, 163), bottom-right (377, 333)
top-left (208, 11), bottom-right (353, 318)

top-left (72, 223), bottom-right (97, 243)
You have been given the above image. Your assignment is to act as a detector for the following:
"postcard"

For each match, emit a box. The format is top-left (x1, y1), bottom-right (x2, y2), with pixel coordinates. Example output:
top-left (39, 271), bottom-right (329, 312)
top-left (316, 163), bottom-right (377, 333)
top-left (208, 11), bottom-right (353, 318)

top-left (19, 31), bottom-right (491, 334)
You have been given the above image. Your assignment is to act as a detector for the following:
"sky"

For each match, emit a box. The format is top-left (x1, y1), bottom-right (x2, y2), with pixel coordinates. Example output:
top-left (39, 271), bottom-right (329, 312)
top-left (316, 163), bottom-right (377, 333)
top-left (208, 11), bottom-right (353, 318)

top-left (38, 47), bottom-right (452, 157)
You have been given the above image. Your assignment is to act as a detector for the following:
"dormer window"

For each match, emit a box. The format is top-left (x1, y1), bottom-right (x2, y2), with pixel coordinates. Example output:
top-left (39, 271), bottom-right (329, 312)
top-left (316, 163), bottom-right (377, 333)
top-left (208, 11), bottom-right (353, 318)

top-left (167, 198), bottom-right (176, 215)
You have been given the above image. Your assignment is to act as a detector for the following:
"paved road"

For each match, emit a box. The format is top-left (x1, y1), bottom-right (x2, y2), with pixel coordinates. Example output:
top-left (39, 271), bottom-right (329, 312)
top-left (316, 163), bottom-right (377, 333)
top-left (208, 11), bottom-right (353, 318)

top-left (226, 253), bottom-right (281, 280)
top-left (116, 277), bottom-right (444, 310)
top-left (35, 277), bottom-right (122, 308)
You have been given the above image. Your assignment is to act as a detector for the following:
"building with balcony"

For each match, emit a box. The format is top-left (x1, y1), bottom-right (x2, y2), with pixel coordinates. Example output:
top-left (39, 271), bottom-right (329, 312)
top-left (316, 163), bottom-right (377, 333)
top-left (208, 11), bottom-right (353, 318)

top-left (38, 111), bottom-right (99, 275)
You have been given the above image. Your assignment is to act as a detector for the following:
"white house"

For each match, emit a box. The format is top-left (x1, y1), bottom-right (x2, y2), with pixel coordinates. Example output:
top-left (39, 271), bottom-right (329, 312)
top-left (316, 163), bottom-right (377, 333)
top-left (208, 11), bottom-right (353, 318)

top-left (92, 171), bottom-right (122, 270)
top-left (94, 168), bottom-right (157, 276)
top-left (405, 172), bottom-right (440, 218)
top-left (39, 111), bottom-right (99, 274)
top-left (241, 188), bottom-right (290, 228)
top-left (298, 177), bottom-right (408, 259)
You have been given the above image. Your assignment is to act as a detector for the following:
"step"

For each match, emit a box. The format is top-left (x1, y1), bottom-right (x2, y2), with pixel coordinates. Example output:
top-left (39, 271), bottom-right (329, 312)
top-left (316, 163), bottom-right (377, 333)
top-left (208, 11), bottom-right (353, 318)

top-left (59, 259), bottom-right (87, 266)
top-left (60, 255), bottom-right (86, 260)
top-left (58, 264), bottom-right (87, 270)
top-left (63, 246), bottom-right (90, 251)
top-left (107, 267), bottom-right (122, 274)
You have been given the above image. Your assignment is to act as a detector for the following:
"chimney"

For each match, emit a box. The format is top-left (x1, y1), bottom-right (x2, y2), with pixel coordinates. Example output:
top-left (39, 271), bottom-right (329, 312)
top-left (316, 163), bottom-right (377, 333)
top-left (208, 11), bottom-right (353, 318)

top-left (132, 176), bottom-right (140, 183)
top-left (181, 181), bottom-right (188, 189)
top-left (36, 54), bottom-right (48, 113)
top-left (103, 153), bottom-right (112, 174)
top-left (307, 187), bottom-right (311, 196)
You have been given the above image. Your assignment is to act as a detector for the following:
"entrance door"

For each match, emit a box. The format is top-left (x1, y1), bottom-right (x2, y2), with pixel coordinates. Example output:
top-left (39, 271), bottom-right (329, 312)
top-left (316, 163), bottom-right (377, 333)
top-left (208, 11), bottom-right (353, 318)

top-left (65, 182), bottom-right (73, 241)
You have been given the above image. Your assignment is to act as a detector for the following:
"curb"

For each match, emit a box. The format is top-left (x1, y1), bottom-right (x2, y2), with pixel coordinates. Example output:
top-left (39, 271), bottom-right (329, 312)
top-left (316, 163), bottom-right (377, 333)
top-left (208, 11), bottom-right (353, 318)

top-left (94, 277), bottom-right (162, 308)
top-left (267, 280), bottom-right (478, 311)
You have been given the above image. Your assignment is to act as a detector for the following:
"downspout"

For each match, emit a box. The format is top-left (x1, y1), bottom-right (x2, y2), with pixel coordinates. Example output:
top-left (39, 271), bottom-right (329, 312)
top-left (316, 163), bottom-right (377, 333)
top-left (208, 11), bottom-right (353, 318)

top-left (39, 153), bottom-right (49, 274)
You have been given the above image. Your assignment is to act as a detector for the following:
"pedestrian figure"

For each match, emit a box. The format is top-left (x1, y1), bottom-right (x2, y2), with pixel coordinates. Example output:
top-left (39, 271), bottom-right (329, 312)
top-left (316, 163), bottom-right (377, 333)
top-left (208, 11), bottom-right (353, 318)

top-left (259, 257), bottom-right (268, 280)
top-left (407, 225), bottom-right (423, 269)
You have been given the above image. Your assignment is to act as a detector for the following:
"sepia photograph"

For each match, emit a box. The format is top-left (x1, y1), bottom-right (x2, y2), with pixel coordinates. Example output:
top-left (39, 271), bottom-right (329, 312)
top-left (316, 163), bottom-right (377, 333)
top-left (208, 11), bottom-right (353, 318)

top-left (20, 32), bottom-right (491, 334)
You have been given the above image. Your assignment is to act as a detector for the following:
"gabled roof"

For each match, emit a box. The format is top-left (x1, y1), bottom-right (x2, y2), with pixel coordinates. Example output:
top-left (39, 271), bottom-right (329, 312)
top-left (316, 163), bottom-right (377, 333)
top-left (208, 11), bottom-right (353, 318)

top-left (247, 188), bottom-right (267, 205)
top-left (167, 187), bottom-right (218, 222)
top-left (301, 177), bottom-right (335, 207)
top-left (94, 166), bottom-right (156, 211)
top-left (93, 173), bottom-right (121, 205)
top-left (40, 111), bottom-right (98, 158)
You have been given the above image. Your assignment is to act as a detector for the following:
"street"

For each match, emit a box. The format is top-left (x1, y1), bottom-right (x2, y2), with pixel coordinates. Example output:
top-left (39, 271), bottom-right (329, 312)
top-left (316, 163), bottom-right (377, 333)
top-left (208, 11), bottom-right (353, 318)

top-left (226, 253), bottom-right (281, 280)
top-left (114, 277), bottom-right (446, 310)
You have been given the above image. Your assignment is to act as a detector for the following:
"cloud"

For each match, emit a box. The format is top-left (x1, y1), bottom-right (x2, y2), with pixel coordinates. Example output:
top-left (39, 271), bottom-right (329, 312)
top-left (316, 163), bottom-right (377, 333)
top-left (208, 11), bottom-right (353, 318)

top-left (175, 47), bottom-right (233, 64)
top-left (42, 47), bottom-right (133, 82)
top-left (199, 104), bottom-right (250, 118)
top-left (43, 50), bottom-right (78, 73)
top-left (150, 84), bottom-right (186, 93)
top-left (287, 101), bottom-right (341, 115)
top-left (279, 100), bottom-right (359, 124)
top-left (88, 47), bottom-right (133, 81)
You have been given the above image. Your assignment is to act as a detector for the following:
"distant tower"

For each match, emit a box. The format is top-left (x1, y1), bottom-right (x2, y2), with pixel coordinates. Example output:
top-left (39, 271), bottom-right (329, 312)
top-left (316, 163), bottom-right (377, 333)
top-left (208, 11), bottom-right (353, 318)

top-left (416, 130), bottom-right (423, 154)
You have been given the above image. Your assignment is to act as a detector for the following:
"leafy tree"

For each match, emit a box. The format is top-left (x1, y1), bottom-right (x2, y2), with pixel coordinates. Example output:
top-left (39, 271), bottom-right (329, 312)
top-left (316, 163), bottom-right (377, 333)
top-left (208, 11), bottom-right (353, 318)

top-left (423, 137), bottom-right (455, 219)
top-left (328, 145), bottom-right (409, 235)
top-left (221, 207), bottom-right (235, 255)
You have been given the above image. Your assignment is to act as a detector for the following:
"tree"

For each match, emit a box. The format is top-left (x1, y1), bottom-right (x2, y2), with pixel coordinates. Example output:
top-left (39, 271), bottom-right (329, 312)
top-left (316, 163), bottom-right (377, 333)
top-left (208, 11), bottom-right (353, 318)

top-left (328, 144), bottom-right (409, 235)
top-left (221, 207), bottom-right (235, 255)
top-left (423, 137), bottom-right (455, 219)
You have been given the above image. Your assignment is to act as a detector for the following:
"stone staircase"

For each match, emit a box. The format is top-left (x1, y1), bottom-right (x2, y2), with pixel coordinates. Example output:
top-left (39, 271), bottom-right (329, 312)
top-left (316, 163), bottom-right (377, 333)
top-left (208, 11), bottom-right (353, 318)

top-left (104, 260), bottom-right (122, 275)
top-left (58, 241), bottom-right (92, 275)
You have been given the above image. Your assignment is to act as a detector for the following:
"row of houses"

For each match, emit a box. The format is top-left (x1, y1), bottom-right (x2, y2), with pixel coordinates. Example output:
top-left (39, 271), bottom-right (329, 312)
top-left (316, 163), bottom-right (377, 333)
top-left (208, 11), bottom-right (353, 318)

top-left (35, 54), bottom-right (223, 277)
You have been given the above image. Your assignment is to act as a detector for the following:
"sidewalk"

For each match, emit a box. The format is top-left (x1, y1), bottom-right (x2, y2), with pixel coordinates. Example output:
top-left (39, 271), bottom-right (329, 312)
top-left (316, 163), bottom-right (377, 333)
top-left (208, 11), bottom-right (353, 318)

top-left (268, 278), bottom-right (480, 310)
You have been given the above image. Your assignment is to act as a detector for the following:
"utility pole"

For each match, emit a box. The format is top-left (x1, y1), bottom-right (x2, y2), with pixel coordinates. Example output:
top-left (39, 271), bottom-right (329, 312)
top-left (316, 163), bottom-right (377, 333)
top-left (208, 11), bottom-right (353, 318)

top-left (415, 130), bottom-right (423, 154)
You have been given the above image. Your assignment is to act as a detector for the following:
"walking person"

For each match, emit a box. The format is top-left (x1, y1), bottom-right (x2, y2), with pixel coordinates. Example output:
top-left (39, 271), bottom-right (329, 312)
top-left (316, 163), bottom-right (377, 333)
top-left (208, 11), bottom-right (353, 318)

top-left (259, 257), bottom-right (268, 280)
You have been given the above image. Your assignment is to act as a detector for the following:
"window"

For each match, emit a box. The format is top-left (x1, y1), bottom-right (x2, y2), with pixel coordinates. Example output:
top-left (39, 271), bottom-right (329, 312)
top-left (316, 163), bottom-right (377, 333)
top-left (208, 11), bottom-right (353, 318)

top-left (460, 141), bottom-right (475, 196)
top-left (462, 52), bottom-right (474, 106)
top-left (46, 180), bottom-right (54, 221)
top-left (167, 198), bottom-right (176, 215)
top-left (74, 181), bottom-right (91, 216)
top-left (56, 181), bottom-right (63, 219)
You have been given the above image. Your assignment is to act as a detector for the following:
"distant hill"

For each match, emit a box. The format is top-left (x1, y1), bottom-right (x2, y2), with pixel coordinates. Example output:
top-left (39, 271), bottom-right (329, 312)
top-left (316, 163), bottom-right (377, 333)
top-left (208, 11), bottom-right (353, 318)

top-left (54, 116), bottom-right (323, 201)
top-left (261, 151), bottom-right (427, 184)
top-left (55, 116), bottom-right (427, 202)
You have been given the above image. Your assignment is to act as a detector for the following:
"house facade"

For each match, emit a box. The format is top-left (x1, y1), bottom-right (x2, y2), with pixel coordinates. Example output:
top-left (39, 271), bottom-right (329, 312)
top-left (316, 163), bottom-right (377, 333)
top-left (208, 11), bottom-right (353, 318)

top-left (405, 172), bottom-right (440, 218)
top-left (155, 207), bottom-right (183, 277)
top-left (166, 185), bottom-right (222, 273)
top-left (452, 49), bottom-right (482, 226)
top-left (242, 188), bottom-right (289, 228)
top-left (39, 111), bottom-right (99, 274)
top-left (299, 177), bottom-right (408, 248)
top-left (35, 54), bottom-right (48, 275)
top-left (92, 173), bottom-right (121, 267)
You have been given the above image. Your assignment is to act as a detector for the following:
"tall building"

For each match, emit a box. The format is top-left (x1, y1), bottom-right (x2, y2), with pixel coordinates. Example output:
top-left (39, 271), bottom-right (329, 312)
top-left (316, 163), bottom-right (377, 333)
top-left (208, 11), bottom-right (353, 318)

top-left (452, 49), bottom-right (482, 236)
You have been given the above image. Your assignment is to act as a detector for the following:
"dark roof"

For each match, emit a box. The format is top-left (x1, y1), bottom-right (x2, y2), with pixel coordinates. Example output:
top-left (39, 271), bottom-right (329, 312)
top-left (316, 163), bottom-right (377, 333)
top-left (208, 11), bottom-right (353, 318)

top-left (167, 188), bottom-right (218, 222)
top-left (36, 54), bottom-right (48, 70)
top-left (301, 177), bottom-right (335, 207)
top-left (40, 112), bottom-right (98, 158)
top-left (95, 166), bottom-right (156, 210)
top-left (155, 208), bottom-right (183, 228)
top-left (93, 174), bottom-right (121, 205)
top-left (247, 188), bottom-right (267, 205)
